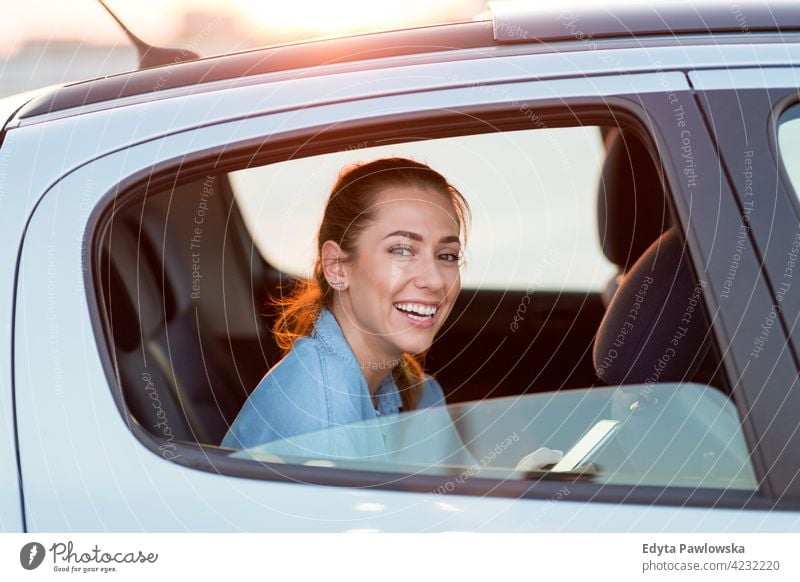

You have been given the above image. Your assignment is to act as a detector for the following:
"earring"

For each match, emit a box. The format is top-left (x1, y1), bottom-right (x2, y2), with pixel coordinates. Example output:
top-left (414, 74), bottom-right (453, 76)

top-left (332, 281), bottom-right (345, 289)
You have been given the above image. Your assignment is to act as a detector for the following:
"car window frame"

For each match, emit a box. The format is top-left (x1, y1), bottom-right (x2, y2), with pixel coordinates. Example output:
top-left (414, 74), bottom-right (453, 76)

top-left (72, 85), bottom-right (800, 511)
top-left (686, 70), bottom-right (800, 501)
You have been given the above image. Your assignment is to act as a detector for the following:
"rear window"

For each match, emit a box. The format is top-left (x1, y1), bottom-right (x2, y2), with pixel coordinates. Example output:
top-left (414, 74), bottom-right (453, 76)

top-left (779, 103), bottom-right (800, 203)
top-left (94, 108), bottom-right (736, 505)
top-left (231, 127), bottom-right (617, 291)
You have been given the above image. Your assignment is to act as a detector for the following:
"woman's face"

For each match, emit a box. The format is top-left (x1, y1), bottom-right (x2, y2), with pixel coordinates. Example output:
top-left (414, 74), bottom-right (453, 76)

top-left (333, 185), bottom-right (462, 362)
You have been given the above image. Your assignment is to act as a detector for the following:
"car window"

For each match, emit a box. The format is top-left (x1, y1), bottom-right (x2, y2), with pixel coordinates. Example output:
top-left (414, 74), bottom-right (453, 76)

top-left (231, 382), bottom-right (756, 491)
top-left (230, 127), bottom-right (618, 291)
top-left (778, 103), bottom-right (800, 202)
top-left (95, 107), bottom-right (736, 499)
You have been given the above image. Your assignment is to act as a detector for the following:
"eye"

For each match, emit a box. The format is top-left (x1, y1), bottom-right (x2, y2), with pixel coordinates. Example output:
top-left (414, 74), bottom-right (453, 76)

top-left (389, 245), bottom-right (414, 257)
top-left (438, 252), bottom-right (462, 263)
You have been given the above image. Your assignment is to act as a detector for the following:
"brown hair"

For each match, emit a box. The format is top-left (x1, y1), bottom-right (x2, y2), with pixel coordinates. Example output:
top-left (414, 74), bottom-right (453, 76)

top-left (272, 157), bottom-right (470, 411)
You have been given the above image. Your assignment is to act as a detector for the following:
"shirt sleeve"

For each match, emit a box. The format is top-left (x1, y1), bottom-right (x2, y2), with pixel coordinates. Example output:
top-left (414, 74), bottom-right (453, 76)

top-left (417, 373), bottom-right (447, 409)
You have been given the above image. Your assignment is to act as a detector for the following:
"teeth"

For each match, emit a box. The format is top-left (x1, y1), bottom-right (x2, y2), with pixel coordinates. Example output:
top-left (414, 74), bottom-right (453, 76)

top-left (394, 302), bottom-right (437, 316)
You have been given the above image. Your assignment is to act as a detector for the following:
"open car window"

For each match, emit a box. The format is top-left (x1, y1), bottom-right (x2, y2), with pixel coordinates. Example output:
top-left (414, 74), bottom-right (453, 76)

top-left (778, 103), bottom-right (800, 205)
top-left (95, 103), bottom-right (740, 500)
top-left (230, 126), bottom-right (617, 291)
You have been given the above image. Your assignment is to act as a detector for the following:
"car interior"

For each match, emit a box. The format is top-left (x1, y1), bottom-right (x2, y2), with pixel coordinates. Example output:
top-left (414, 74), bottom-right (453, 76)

top-left (94, 118), bottom-right (729, 451)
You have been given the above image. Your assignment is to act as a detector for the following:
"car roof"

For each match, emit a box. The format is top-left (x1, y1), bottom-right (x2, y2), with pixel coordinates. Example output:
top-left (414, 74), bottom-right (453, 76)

top-left (490, 0), bottom-right (800, 42)
top-left (16, 0), bottom-right (800, 121)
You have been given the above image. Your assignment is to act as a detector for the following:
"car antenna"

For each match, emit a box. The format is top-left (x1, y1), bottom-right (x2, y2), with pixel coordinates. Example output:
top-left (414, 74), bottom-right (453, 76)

top-left (97, 0), bottom-right (200, 69)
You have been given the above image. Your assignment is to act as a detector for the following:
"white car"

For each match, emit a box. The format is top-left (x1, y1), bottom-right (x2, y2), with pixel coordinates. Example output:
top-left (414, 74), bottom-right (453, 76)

top-left (3, 0), bottom-right (800, 532)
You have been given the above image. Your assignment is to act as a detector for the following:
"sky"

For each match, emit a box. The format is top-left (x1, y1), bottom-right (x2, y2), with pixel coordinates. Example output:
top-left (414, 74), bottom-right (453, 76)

top-left (0, 0), bottom-right (484, 57)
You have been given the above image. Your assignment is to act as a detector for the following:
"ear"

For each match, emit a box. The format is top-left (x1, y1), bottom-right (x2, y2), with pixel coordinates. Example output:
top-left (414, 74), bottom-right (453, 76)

top-left (321, 240), bottom-right (348, 289)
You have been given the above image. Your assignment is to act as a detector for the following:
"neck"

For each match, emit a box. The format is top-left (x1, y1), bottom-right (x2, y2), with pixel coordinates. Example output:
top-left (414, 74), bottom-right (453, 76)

top-left (329, 302), bottom-right (399, 396)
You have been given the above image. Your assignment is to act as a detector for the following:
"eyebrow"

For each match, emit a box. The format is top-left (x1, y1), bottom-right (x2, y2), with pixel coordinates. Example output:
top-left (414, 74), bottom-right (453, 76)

top-left (383, 230), bottom-right (460, 244)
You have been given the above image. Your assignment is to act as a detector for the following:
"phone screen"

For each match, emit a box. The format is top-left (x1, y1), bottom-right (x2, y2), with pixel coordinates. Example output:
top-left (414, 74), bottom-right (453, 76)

top-left (551, 419), bottom-right (620, 472)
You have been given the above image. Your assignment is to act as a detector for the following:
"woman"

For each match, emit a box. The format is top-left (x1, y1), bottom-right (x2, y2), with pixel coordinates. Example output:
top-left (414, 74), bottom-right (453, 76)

top-left (221, 157), bottom-right (470, 455)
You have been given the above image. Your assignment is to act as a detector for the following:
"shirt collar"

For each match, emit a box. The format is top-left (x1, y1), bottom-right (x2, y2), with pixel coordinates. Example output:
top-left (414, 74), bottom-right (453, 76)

top-left (312, 306), bottom-right (362, 370)
top-left (375, 374), bottom-right (403, 416)
top-left (312, 306), bottom-right (403, 415)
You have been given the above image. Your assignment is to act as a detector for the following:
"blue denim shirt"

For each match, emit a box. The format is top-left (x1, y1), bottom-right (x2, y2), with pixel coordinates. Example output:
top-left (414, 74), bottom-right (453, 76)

top-left (220, 306), bottom-right (446, 450)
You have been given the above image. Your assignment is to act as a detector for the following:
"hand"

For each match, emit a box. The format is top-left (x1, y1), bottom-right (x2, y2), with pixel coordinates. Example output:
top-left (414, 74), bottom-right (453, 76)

top-left (513, 447), bottom-right (564, 475)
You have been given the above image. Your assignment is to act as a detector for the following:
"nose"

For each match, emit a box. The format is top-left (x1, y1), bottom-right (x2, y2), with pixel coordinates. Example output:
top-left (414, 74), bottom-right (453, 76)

top-left (412, 252), bottom-right (447, 293)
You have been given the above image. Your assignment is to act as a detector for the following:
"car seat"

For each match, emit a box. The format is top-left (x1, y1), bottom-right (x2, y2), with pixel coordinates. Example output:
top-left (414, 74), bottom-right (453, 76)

top-left (597, 128), bottom-right (670, 305)
top-left (593, 226), bottom-right (710, 385)
top-left (100, 175), bottom-right (277, 445)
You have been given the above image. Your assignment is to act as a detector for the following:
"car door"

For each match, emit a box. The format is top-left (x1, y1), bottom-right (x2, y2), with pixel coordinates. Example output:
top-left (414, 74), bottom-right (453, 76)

top-left (690, 67), bottom-right (800, 502)
top-left (10, 42), bottom-right (800, 531)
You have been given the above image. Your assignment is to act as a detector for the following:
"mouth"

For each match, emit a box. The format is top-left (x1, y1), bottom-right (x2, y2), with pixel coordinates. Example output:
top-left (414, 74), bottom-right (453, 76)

top-left (393, 301), bottom-right (440, 328)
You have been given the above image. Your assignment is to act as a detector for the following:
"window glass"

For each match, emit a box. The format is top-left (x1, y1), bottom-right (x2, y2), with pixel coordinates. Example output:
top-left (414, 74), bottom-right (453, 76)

top-left (231, 127), bottom-right (617, 291)
top-left (779, 104), bottom-right (800, 200)
top-left (231, 382), bottom-right (756, 491)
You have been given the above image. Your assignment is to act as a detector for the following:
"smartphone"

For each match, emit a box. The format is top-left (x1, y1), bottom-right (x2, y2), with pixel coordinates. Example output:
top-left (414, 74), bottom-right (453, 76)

top-left (550, 419), bottom-right (620, 472)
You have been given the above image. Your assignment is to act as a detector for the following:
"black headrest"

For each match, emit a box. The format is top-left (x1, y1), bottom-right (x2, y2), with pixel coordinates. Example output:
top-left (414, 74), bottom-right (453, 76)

top-left (106, 224), bottom-right (164, 342)
top-left (593, 227), bottom-right (709, 385)
top-left (598, 129), bottom-right (670, 270)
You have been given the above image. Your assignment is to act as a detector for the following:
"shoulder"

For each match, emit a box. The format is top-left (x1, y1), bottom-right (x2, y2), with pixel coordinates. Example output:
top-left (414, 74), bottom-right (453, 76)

top-left (221, 336), bottom-right (365, 449)
top-left (221, 338), bottom-right (329, 449)
top-left (417, 373), bottom-right (447, 409)
top-left (250, 336), bottom-right (328, 397)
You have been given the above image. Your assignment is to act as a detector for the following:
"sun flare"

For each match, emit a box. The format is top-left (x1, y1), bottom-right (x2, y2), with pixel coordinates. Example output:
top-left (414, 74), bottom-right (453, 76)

top-left (239, 0), bottom-right (452, 36)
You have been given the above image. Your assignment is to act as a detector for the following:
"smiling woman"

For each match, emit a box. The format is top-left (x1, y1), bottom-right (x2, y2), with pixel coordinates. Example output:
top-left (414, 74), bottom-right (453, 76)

top-left (220, 158), bottom-right (471, 453)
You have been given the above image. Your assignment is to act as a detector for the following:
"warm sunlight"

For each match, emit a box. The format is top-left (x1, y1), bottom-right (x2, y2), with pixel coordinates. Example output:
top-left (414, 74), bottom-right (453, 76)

top-left (239, 0), bottom-right (460, 36)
